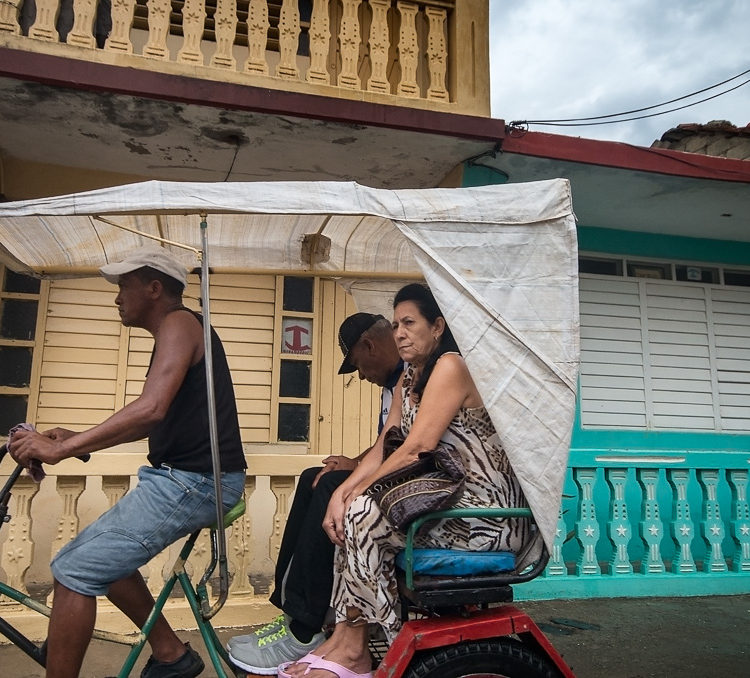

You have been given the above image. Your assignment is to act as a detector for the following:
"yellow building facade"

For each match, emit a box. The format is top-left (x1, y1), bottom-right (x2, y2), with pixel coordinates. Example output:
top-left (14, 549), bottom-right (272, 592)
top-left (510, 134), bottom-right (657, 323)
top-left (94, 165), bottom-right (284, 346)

top-left (0, 0), bottom-right (496, 638)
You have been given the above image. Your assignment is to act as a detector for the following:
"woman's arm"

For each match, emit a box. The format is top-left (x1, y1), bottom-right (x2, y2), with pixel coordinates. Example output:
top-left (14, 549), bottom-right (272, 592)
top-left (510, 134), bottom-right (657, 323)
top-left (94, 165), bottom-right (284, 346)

top-left (323, 374), bottom-right (405, 545)
top-left (348, 354), bottom-right (476, 497)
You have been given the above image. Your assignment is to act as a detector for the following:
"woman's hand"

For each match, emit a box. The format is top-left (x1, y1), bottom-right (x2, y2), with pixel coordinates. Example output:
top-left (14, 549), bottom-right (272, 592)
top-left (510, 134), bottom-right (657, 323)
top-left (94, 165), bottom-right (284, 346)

top-left (323, 488), bottom-right (351, 547)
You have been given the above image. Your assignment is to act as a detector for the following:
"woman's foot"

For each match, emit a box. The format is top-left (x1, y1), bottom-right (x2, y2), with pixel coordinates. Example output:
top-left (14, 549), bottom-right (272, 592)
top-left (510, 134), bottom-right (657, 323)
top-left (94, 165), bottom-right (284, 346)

top-left (281, 630), bottom-right (370, 678)
top-left (280, 653), bottom-right (372, 678)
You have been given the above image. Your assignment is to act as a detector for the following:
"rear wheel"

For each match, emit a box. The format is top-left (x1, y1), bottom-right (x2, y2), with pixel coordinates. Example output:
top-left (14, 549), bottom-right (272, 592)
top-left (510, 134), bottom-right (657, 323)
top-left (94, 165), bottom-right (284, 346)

top-left (402, 637), bottom-right (561, 678)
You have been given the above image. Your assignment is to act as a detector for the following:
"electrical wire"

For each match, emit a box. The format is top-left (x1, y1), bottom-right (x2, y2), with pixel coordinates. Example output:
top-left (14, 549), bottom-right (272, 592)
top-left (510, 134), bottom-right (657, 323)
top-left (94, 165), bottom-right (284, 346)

top-left (509, 67), bottom-right (750, 129)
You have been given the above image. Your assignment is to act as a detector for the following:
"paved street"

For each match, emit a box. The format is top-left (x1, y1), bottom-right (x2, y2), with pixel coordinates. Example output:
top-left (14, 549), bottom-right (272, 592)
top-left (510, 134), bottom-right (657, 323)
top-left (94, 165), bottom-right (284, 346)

top-left (2, 595), bottom-right (748, 677)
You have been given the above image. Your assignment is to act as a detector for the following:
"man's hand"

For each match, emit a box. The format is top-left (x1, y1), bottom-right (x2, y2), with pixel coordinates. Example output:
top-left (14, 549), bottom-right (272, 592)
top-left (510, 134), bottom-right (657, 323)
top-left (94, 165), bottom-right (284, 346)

top-left (8, 428), bottom-right (72, 467)
top-left (43, 427), bottom-right (77, 442)
top-left (312, 455), bottom-right (358, 488)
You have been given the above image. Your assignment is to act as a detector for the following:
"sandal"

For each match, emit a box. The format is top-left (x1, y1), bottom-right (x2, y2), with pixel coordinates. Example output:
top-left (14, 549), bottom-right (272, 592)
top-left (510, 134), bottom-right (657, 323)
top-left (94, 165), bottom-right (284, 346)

top-left (278, 654), bottom-right (372, 678)
top-left (278, 652), bottom-right (321, 678)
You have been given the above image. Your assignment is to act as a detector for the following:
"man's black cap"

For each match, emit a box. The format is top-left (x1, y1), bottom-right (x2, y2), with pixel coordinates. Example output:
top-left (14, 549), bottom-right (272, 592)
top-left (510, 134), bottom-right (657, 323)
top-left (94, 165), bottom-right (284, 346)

top-left (338, 312), bottom-right (385, 374)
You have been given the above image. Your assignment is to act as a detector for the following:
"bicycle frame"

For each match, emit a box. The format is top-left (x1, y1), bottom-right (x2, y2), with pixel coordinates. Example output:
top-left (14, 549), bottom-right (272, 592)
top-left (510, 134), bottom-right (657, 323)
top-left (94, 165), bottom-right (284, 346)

top-left (0, 444), bottom-right (244, 678)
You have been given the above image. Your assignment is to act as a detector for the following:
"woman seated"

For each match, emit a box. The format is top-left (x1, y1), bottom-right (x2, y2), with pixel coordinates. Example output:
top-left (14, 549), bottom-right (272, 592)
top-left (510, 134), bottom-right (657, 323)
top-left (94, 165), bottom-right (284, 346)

top-left (281, 282), bottom-right (530, 678)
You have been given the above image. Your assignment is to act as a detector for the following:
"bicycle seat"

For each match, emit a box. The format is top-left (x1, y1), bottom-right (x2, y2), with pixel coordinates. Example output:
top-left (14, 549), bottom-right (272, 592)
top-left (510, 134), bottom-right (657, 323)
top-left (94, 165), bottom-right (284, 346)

top-left (217, 498), bottom-right (246, 528)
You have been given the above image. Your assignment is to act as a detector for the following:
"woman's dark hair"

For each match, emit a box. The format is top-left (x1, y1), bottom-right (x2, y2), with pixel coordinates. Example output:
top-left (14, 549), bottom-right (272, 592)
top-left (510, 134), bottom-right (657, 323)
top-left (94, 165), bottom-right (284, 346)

top-left (393, 283), bottom-right (460, 399)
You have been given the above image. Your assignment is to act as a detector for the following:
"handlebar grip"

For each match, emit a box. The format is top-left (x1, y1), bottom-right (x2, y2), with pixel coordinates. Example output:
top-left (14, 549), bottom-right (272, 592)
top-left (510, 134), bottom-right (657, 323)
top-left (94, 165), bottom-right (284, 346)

top-left (0, 442), bottom-right (90, 465)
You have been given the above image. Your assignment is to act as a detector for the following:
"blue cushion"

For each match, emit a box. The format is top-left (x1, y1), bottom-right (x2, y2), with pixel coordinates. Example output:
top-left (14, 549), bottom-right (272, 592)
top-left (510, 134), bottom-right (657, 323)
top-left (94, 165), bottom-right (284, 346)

top-left (396, 548), bottom-right (516, 576)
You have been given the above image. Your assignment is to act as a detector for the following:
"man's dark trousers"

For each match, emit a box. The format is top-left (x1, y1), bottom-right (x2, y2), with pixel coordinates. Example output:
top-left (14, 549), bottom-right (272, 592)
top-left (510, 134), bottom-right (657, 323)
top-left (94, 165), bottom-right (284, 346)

top-left (270, 467), bottom-right (352, 630)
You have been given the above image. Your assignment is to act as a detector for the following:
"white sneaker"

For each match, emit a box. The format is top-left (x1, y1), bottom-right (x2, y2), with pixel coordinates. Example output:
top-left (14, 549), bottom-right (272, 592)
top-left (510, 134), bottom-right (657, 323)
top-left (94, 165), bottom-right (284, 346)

top-left (228, 623), bottom-right (325, 675)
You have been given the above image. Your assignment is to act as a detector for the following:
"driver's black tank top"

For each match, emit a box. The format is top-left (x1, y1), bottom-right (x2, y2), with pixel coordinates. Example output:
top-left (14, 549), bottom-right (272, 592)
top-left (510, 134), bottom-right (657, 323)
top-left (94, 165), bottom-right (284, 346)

top-left (147, 307), bottom-right (246, 474)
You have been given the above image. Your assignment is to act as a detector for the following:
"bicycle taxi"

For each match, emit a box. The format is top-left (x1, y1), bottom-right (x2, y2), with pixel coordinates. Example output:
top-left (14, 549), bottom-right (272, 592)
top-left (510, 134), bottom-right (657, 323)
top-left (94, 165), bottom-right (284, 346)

top-left (0, 178), bottom-right (579, 677)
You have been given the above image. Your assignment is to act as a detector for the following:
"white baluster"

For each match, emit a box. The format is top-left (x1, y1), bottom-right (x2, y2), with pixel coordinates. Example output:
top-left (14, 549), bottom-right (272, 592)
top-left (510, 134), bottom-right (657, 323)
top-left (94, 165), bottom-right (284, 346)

top-left (337, 0), bottom-right (361, 89)
top-left (229, 477), bottom-right (256, 595)
top-left (28, 0), bottom-right (60, 41)
top-left (269, 476), bottom-right (296, 563)
top-left (277, 0), bottom-right (300, 78)
top-left (0, 477), bottom-right (40, 594)
top-left (425, 6), bottom-right (448, 101)
top-left (143, 0), bottom-right (172, 59)
top-left (177, 0), bottom-right (206, 64)
top-left (210, 0), bottom-right (238, 69)
top-left (105, 0), bottom-right (136, 53)
top-left (47, 476), bottom-right (86, 605)
top-left (366, 0), bottom-right (390, 93)
top-left (244, 0), bottom-right (270, 75)
top-left (101, 476), bottom-right (131, 509)
top-left (306, 0), bottom-right (331, 84)
top-left (396, 1), bottom-right (419, 97)
top-left (67, 0), bottom-right (97, 47)
top-left (0, 0), bottom-right (22, 34)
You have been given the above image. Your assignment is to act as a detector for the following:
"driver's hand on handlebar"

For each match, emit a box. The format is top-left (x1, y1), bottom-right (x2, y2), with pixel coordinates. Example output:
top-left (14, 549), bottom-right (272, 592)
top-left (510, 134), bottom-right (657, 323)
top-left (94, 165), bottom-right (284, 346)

top-left (8, 428), bottom-right (72, 467)
top-left (42, 427), bottom-right (77, 442)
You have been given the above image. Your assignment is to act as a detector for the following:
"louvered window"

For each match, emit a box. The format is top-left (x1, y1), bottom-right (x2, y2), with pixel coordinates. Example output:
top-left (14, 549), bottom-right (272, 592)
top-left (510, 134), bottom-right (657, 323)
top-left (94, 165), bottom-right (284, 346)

top-left (578, 257), bottom-right (750, 433)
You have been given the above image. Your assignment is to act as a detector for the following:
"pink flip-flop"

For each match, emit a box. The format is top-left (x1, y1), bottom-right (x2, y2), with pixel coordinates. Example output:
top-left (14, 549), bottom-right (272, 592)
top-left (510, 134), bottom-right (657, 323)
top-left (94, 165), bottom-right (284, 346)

top-left (278, 654), bottom-right (372, 678)
top-left (277, 652), bottom-right (323, 678)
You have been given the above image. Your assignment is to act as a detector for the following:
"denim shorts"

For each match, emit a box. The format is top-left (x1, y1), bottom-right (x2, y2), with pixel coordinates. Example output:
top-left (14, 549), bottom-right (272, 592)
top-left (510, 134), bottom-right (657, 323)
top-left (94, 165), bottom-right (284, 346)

top-left (51, 465), bottom-right (245, 597)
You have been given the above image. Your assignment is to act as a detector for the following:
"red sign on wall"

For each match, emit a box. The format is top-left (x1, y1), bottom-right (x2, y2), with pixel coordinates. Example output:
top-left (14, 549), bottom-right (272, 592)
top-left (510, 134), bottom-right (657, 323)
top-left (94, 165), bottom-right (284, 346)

top-left (282, 318), bottom-right (313, 354)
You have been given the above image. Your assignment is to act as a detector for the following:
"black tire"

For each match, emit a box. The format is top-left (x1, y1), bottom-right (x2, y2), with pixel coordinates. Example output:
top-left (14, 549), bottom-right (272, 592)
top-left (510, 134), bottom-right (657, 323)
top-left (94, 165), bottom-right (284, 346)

top-left (402, 637), bottom-right (562, 678)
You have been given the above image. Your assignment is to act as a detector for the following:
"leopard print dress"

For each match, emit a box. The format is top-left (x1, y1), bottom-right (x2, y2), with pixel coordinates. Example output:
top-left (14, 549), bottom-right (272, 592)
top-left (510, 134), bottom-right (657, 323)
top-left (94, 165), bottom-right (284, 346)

top-left (331, 357), bottom-right (530, 641)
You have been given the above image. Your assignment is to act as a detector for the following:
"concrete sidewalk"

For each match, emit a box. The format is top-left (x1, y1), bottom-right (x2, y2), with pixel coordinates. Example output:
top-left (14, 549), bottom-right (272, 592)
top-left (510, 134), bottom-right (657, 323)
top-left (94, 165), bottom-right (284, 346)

top-left (2, 594), bottom-right (748, 677)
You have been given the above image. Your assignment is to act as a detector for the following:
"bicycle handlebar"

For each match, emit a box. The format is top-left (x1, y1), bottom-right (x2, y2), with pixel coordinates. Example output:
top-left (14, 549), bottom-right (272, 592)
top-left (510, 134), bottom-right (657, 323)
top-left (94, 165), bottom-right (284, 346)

top-left (0, 442), bottom-right (91, 474)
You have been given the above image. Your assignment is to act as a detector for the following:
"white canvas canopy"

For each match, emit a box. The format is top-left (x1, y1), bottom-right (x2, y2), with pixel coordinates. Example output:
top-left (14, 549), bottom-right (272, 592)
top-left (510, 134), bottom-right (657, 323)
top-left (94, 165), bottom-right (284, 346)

top-left (0, 178), bottom-right (579, 554)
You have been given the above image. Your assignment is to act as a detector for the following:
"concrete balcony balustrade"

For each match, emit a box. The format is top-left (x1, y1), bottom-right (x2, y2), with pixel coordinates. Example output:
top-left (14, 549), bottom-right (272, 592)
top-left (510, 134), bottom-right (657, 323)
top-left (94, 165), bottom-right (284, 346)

top-left (0, 0), bottom-right (490, 116)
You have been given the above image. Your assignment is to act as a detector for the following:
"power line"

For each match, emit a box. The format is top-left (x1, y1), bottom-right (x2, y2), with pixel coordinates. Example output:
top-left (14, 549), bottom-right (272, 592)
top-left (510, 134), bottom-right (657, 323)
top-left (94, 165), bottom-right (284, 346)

top-left (509, 67), bottom-right (750, 129)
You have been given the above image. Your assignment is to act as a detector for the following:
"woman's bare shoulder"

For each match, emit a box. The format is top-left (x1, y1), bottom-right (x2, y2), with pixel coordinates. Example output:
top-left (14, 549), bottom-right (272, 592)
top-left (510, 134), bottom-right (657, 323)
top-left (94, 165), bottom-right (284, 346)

top-left (433, 352), bottom-right (471, 382)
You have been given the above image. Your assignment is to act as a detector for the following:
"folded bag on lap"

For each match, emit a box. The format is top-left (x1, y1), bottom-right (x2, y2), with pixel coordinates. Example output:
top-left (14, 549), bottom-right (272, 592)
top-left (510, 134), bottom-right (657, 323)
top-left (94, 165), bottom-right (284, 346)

top-left (365, 426), bottom-right (466, 532)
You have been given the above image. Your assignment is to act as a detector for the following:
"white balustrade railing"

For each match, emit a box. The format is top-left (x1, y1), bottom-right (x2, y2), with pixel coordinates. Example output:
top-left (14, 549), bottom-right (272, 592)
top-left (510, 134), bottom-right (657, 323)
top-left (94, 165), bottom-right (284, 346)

top-left (1, 0), bottom-right (456, 107)
top-left (0, 451), bottom-right (318, 637)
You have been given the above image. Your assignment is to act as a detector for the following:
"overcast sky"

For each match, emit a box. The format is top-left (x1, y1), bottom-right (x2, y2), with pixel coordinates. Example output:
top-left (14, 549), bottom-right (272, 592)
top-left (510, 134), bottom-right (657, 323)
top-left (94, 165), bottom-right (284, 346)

top-left (489, 0), bottom-right (750, 147)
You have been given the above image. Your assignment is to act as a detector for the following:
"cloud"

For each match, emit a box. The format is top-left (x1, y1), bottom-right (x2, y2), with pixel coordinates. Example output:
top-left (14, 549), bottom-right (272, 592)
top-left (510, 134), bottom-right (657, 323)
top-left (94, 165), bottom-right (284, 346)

top-left (489, 0), bottom-right (750, 145)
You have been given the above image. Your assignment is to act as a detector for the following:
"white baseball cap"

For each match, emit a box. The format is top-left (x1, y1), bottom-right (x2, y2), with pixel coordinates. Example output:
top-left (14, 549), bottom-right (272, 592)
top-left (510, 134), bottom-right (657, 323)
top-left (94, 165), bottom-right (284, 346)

top-left (99, 246), bottom-right (189, 289)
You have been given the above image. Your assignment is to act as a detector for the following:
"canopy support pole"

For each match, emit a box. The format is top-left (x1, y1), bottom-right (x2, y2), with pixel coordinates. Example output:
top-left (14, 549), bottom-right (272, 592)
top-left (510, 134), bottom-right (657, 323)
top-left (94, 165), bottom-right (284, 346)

top-left (198, 213), bottom-right (229, 619)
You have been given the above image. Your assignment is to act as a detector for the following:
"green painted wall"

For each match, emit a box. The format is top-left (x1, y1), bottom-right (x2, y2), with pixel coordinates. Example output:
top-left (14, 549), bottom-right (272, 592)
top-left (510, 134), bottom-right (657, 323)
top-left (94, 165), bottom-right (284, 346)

top-left (463, 161), bottom-right (750, 599)
top-left (577, 226), bottom-right (750, 266)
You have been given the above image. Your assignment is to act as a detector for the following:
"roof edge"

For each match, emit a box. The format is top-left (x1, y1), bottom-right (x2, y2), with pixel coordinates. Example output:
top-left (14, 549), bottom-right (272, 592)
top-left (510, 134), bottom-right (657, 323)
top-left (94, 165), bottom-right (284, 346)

top-left (501, 128), bottom-right (750, 183)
